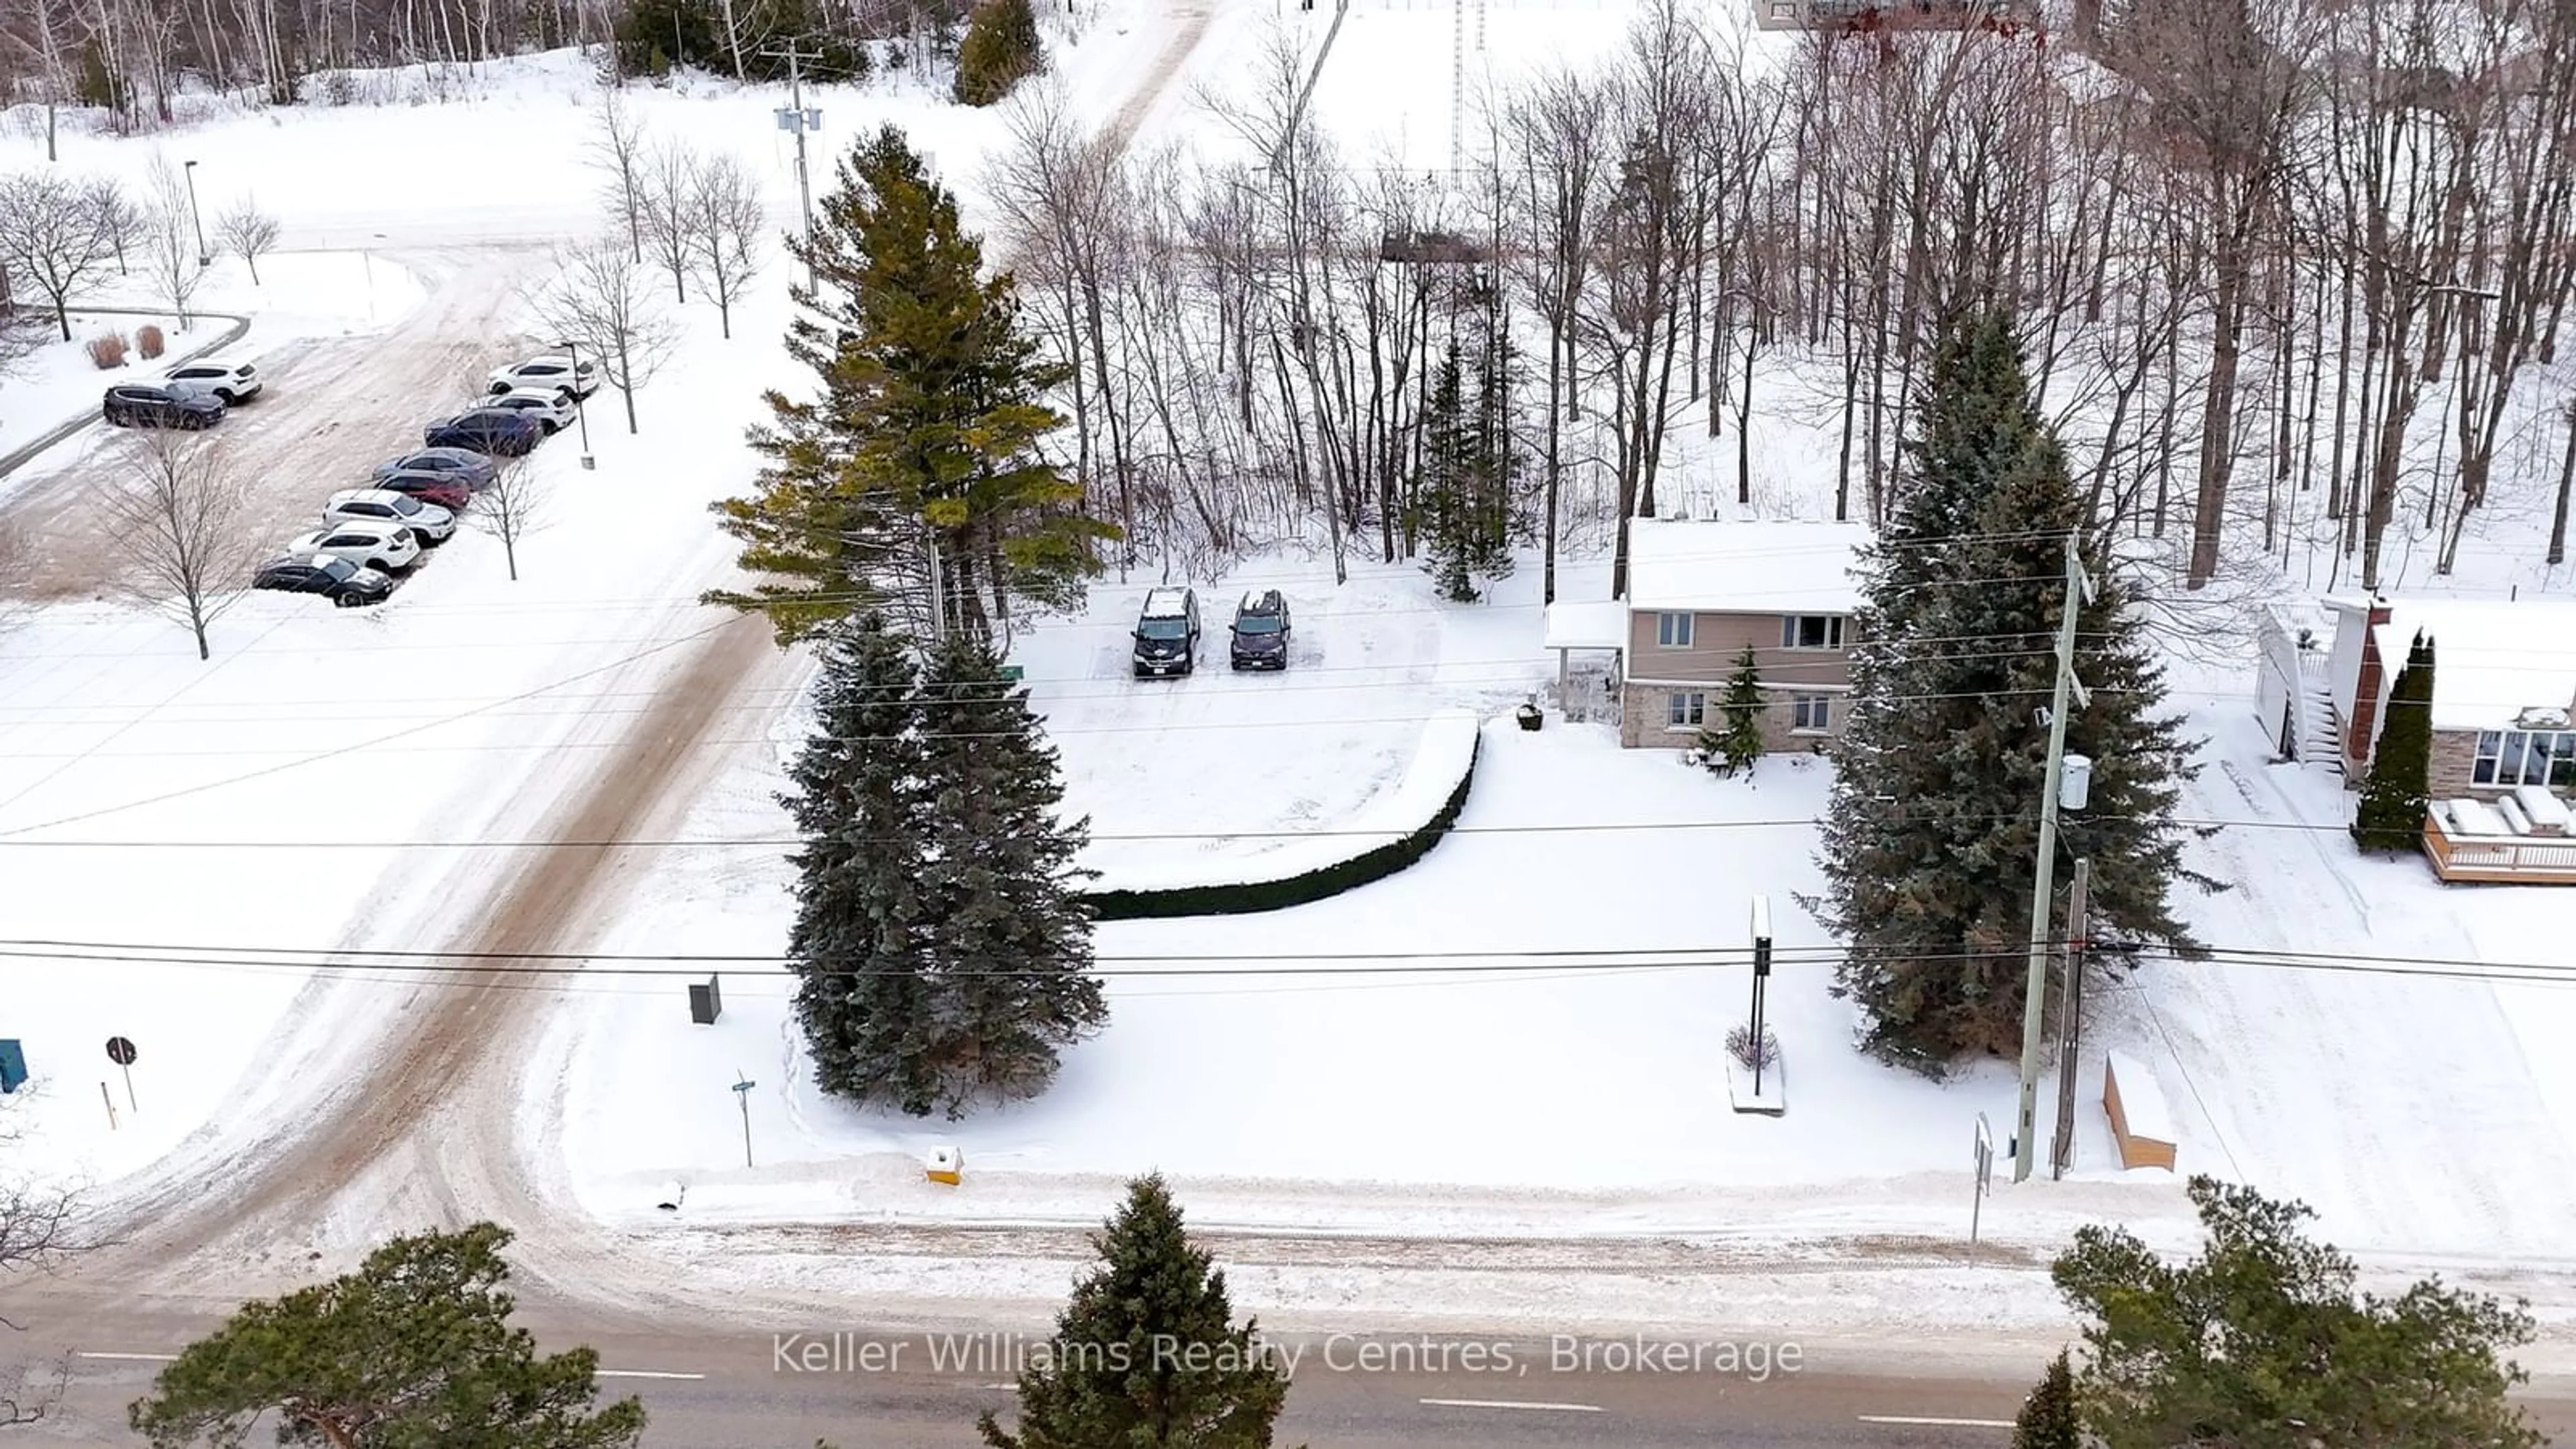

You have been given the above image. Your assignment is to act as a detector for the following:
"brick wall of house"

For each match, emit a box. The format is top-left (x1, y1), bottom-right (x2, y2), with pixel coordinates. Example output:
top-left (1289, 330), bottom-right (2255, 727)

top-left (2426, 730), bottom-right (2480, 800)
top-left (1619, 684), bottom-right (1850, 753)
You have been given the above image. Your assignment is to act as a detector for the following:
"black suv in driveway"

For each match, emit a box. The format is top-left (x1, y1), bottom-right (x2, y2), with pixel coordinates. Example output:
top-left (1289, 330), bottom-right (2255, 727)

top-left (423, 409), bottom-right (542, 457)
top-left (252, 553), bottom-right (394, 607)
top-left (103, 384), bottom-right (225, 429)
top-left (1229, 589), bottom-right (1293, 669)
top-left (1132, 587), bottom-right (1199, 678)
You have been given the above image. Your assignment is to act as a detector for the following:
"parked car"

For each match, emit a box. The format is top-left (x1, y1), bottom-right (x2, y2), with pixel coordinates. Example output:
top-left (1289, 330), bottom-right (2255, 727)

top-left (371, 447), bottom-right (496, 490)
top-left (1228, 588), bottom-right (1293, 670)
top-left (478, 388), bottom-right (577, 433)
top-left (423, 409), bottom-right (541, 457)
top-left (102, 384), bottom-right (224, 429)
top-left (160, 359), bottom-right (262, 405)
top-left (253, 553), bottom-right (392, 607)
top-left (1132, 587), bottom-right (1200, 678)
top-left (289, 519), bottom-right (422, 574)
top-left (325, 488), bottom-right (455, 544)
top-left (370, 471), bottom-right (473, 512)
top-left (488, 354), bottom-right (601, 400)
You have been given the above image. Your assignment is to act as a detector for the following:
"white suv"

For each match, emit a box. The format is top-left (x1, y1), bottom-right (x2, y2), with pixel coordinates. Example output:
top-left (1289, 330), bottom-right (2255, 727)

top-left (323, 488), bottom-right (455, 544)
top-left (478, 388), bottom-right (576, 433)
top-left (488, 355), bottom-right (600, 400)
top-left (288, 519), bottom-right (421, 574)
top-left (162, 359), bottom-right (262, 404)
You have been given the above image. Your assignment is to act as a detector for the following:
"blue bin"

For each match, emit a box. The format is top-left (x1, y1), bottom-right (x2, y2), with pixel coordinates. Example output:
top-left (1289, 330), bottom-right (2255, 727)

top-left (0, 1039), bottom-right (26, 1094)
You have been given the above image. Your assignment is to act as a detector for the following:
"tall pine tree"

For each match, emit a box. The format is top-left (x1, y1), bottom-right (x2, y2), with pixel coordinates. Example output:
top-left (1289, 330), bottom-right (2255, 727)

top-left (2351, 632), bottom-right (2434, 853)
top-left (780, 610), bottom-right (943, 1109)
top-left (1699, 644), bottom-right (1766, 777)
top-left (912, 631), bottom-right (1106, 1114)
top-left (712, 125), bottom-right (1112, 645)
top-left (1820, 310), bottom-right (2204, 1073)
top-left (979, 1175), bottom-right (1293, 1449)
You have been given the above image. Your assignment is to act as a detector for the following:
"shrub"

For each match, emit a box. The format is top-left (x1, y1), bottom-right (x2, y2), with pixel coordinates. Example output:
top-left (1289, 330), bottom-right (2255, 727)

top-left (953, 0), bottom-right (1044, 105)
top-left (87, 331), bottom-right (129, 369)
top-left (1725, 1023), bottom-right (1781, 1071)
top-left (136, 324), bottom-right (165, 359)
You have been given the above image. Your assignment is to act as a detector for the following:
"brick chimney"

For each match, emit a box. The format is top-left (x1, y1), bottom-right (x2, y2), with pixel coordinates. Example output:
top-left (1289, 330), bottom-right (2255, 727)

top-left (2344, 596), bottom-right (2396, 773)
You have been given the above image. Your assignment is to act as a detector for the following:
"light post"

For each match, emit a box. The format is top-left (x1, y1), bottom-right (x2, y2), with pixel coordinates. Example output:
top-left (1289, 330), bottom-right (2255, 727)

top-left (182, 160), bottom-right (209, 268)
top-left (554, 337), bottom-right (594, 470)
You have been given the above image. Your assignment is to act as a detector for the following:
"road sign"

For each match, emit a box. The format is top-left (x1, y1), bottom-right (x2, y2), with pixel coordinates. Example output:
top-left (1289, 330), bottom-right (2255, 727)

top-left (106, 1036), bottom-right (137, 1066)
top-left (105, 1036), bottom-right (138, 1113)
top-left (1970, 1114), bottom-right (1994, 1248)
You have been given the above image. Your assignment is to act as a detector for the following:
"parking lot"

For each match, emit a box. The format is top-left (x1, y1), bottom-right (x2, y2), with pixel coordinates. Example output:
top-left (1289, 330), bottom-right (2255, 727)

top-left (0, 243), bottom-right (553, 604)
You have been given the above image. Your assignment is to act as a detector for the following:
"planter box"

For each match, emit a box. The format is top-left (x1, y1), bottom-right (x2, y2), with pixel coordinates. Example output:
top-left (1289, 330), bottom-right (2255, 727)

top-left (1725, 1051), bottom-right (1786, 1116)
top-left (1515, 707), bottom-right (1544, 732)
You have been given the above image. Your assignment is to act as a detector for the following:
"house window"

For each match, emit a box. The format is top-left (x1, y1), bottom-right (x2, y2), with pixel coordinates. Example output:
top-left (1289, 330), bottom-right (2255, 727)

top-left (1667, 692), bottom-right (1706, 729)
top-left (1792, 694), bottom-right (1832, 733)
top-left (2474, 730), bottom-right (2576, 789)
top-left (1780, 614), bottom-right (1846, 649)
top-left (1656, 612), bottom-right (1695, 648)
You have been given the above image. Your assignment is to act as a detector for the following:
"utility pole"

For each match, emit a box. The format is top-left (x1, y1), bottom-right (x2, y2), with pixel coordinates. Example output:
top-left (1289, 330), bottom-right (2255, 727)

top-left (2049, 857), bottom-right (2090, 1181)
top-left (2013, 534), bottom-right (2094, 1184)
top-left (761, 41), bottom-right (823, 293)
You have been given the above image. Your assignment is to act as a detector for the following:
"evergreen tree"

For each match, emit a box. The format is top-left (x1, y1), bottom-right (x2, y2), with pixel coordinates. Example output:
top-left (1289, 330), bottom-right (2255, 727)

top-left (1819, 310), bottom-right (2204, 1073)
top-left (1412, 337), bottom-right (1518, 604)
top-left (128, 1224), bottom-right (645, 1449)
top-left (712, 125), bottom-right (1112, 645)
top-left (953, 0), bottom-right (1045, 106)
top-left (780, 610), bottom-right (945, 1109)
top-left (979, 1175), bottom-right (1293, 1449)
top-left (2053, 1177), bottom-right (2544, 1449)
top-left (2012, 1350), bottom-right (2080, 1449)
top-left (2351, 632), bottom-right (2434, 853)
top-left (909, 631), bottom-right (1107, 1114)
top-left (1699, 644), bottom-right (1767, 777)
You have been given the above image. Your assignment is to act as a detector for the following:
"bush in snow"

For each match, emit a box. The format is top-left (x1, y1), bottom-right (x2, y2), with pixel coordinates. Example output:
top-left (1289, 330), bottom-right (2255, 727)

top-left (953, 0), bottom-right (1045, 107)
top-left (2012, 1350), bottom-right (2079, 1448)
top-left (136, 324), bottom-right (164, 359)
top-left (1699, 645), bottom-right (1766, 777)
top-left (1725, 1023), bottom-right (1780, 1071)
top-left (87, 330), bottom-right (127, 368)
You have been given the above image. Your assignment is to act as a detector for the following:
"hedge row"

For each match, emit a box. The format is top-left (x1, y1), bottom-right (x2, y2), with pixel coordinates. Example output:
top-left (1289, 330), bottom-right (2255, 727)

top-left (1081, 730), bottom-right (1483, 921)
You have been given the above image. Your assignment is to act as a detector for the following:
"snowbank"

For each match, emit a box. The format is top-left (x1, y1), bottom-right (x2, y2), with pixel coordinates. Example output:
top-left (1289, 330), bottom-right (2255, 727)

top-left (1084, 708), bottom-right (1483, 916)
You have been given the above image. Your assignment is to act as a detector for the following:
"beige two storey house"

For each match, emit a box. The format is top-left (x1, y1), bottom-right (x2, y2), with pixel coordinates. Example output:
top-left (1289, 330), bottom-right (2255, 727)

top-left (1550, 519), bottom-right (1872, 752)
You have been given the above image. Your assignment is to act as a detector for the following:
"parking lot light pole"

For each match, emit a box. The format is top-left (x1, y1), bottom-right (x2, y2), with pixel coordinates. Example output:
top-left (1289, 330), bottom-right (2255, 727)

top-left (182, 160), bottom-right (209, 267)
top-left (554, 337), bottom-right (594, 470)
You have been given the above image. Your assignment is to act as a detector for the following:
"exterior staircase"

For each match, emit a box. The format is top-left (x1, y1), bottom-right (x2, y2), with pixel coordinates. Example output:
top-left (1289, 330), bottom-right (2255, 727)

top-left (2290, 657), bottom-right (2345, 771)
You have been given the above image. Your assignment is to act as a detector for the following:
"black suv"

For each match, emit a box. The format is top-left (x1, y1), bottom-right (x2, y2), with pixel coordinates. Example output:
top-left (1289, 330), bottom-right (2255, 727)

top-left (1229, 589), bottom-right (1292, 670)
top-left (1132, 588), bottom-right (1200, 678)
top-left (423, 409), bottom-right (542, 457)
top-left (103, 384), bottom-right (225, 430)
top-left (252, 553), bottom-right (394, 607)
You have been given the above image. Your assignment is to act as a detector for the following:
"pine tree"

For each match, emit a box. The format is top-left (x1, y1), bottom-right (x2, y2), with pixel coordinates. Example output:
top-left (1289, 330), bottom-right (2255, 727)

top-left (2053, 1176), bottom-right (2544, 1449)
top-left (1820, 310), bottom-right (2204, 1073)
top-left (1699, 644), bottom-right (1766, 777)
top-left (911, 630), bottom-right (1106, 1115)
top-left (780, 610), bottom-right (943, 1110)
top-left (979, 1175), bottom-right (1293, 1449)
top-left (712, 125), bottom-right (1112, 645)
top-left (128, 1224), bottom-right (645, 1449)
top-left (1413, 336), bottom-right (1519, 604)
top-left (2351, 632), bottom-right (2434, 853)
top-left (2012, 1350), bottom-right (2080, 1449)
top-left (953, 0), bottom-right (1044, 105)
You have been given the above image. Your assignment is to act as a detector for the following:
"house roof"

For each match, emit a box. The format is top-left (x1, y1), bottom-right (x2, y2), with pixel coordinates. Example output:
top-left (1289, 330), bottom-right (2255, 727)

top-left (1625, 520), bottom-right (1874, 615)
top-left (2367, 599), bottom-right (2576, 731)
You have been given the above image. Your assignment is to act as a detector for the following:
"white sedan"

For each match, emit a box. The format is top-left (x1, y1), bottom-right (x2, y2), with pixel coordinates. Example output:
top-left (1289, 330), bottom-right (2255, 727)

top-left (323, 487), bottom-right (455, 543)
top-left (288, 518), bottom-right (421, 574)
top-left (488, 354), bottom-right (600, 400)
top-left (478, 388), bottom-right (577, 433)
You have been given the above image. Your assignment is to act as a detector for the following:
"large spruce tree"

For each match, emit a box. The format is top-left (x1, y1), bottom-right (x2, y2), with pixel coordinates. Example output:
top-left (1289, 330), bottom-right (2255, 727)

top-left (2053, 1177), bottom-right (2543, 1448)
top-left (911, 631), bottom-right (1106, 1114)
top-left (1412, 340), bottom-right (1517, 603)
top-left (128, 1224), bottom-right (644, 1449)
top-left (979, 1175), bottom-right (1293, 1449)
top-left (2351, 632), bottom-right (2434, 853)
top-left (1820, 310), bottom-right (2203, 1073)
top-left (712, 124), bottom-right (1111, 645)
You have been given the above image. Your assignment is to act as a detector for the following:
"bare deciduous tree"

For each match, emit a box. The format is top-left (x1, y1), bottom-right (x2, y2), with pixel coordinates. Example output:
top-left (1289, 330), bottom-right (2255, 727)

top-left (0, 172), bottom-right (115, 341)
top-left (637, 140), bottom-right (701, 305)
top-left (468, 455), bottom-right (551, 581)
top-left (0, 1114), bottom-right (78, 1429)
top-left (95, 430), bottom-right (260, 660)
top-left (143, 157), bottom-right (208, 329)
top-left (529, 235), bottom-right (680, 436)
top-left (82, 176), bottom-right (144, 277)
top-left (680, 151), bottom-right (765, 340)
top-left (588, 86), bottom-right (651, 266)
top-left (215, 194), bottom-right (281, 285)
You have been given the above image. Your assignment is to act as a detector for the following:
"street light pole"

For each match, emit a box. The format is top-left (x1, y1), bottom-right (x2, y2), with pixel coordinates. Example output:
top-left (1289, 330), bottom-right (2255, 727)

top-left (182, 160), bottom-right (209, 267)
top-left (554, 337), bottom-right (594, 470)
top-left (2012, 534), bottom-right (2094, 1184)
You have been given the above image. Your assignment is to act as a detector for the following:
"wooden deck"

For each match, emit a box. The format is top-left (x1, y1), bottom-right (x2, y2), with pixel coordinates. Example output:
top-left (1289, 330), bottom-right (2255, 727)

top-left (2423, 814), bottom-right (2576, 884)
